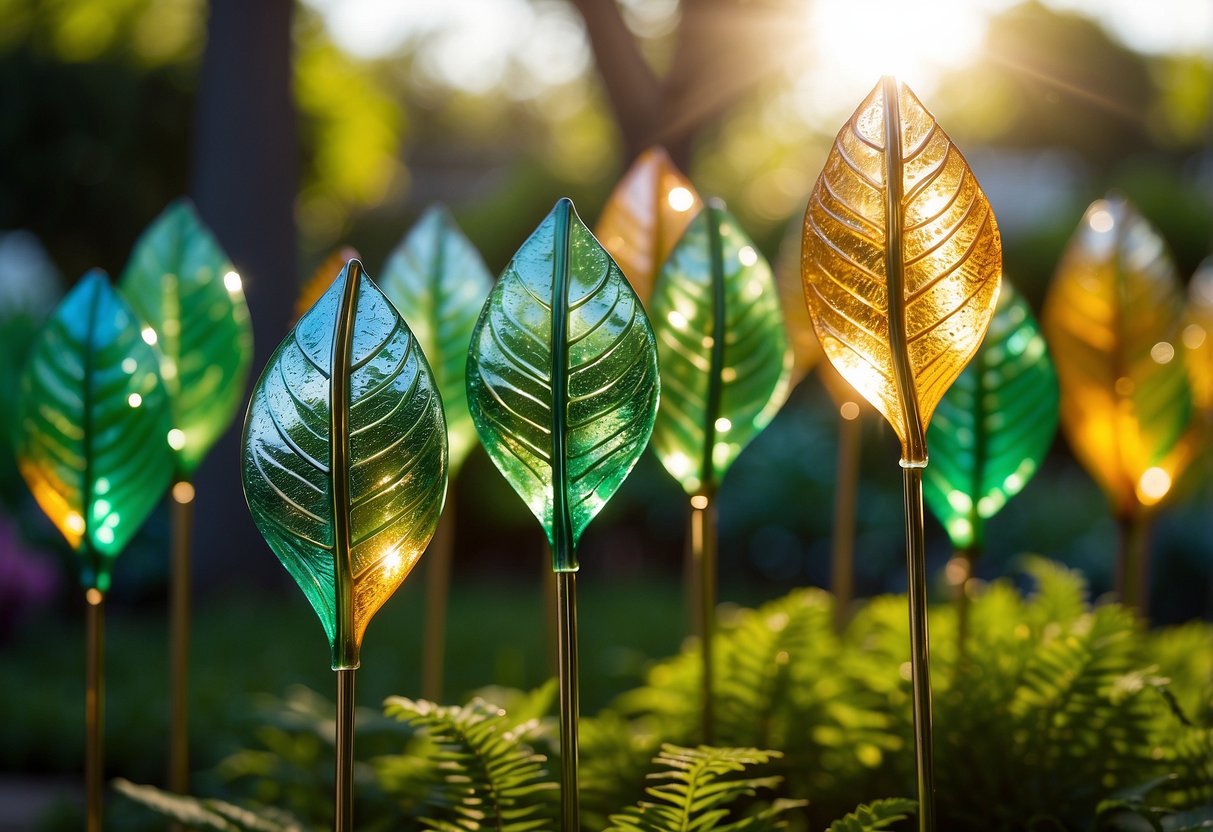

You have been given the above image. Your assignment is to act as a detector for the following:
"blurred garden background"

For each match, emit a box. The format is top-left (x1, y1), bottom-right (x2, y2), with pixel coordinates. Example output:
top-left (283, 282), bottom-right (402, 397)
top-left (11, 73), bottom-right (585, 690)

top-left (0, 0), bottom-right (1210, 828)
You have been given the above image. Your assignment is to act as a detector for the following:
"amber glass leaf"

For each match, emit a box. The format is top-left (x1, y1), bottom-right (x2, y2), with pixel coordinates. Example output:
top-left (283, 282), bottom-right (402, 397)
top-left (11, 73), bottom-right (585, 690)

top-left (1185, 258), bottom-right (1213, 416)
top-left (924, 282), bottom-right (1058, 551)
top-left (650, 203), bottom-right (792, 496)
top-left (595, 147), bottom-right (702, 306)
top-left (297, 245), bottom-right (361, 321)
top-left (801, 77), bottom-right (1002, 463)
top-left (467, 199), bottom-right (659, 571)
top-left (241, 260), bottom-right (448, 669)
top-left (379, 206), bottom-right (493, 476)
top-left (120, 199), bottom-right (254, 477)
top-left (1042, 196), bottom-right (1192, 514)
top-left (15, 271), bottom-right (175, 592)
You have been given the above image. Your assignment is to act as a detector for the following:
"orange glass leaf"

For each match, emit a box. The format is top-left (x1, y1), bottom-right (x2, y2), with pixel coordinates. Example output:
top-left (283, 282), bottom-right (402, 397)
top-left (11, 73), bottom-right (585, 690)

top-left (296, 246), bottom-right (361, 321)
top-left (595, 146), bottom-right (702, 305)
top-left (1042, 196), bottom-right (1192, 515)
top-left (801, 78), bottom-right (1002, 463)
top-left (1185, 258), bottom-right (1213, 416)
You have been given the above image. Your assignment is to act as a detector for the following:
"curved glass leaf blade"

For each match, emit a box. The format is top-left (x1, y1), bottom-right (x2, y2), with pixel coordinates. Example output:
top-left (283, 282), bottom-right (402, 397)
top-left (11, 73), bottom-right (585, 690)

top-left (595, 147), bottom-right (702, 306)
top-left (380, 206), bottom-right (493, 476)
top-left (650, 203), bottom-right (792, 496)
top-left (120, 198), bottom-right (254, 477)
top-left (1185, 258), bottom-right (1213, 417)
top-left (241, 260), bottom-right (448, 668)
top-left (15, 270), bottom-right (175, 592)
top-left (1042, 196), bottom-right (1192, 514)
top-left (801, 78), bottom-right (1002, 463)
top-left (297, 245), bottom-right (361, 322)
top-left (467, 199), bottom-right (659, 570)
top-left (924, 282), bottom-right (1059, 551)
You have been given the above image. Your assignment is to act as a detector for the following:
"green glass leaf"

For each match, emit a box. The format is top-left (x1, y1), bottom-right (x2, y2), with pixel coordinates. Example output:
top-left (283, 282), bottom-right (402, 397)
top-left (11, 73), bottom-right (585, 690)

top-left (649, 202), bottom-right (792, 497)
top-left (466, 199), bottom-right (659, 571)
top-left (15, 270), bottom-right (176, 592)
top-left (120, 198), bottom-right (254, 477)
top-left (379, 205), bottom-right (493, 477)
top-left (924, 282), bottom-right (1059, 552)
top-left (241, 260), bottom-right (448, 669)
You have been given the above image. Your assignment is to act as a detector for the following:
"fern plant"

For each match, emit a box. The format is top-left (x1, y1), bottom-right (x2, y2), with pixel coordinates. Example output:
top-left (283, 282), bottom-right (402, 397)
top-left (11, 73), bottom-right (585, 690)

top-left (824, 798), bottom-right (916, 832)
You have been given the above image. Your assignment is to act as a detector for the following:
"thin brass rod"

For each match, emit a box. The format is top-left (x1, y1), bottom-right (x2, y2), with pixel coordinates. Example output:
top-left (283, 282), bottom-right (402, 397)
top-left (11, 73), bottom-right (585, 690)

top-left (85, 590), bottom-right (105, 832)
top-left (690, 498), bottom-right (716, 743)
top-left (902, 466), bottom-right (936, 832)
top-left (949, 550), bottom-right (974, 664)
top-left (555, 571), bottom-right (580, 832)
top-left (544, 548), bottom-right (558, 676)
top-left (1116, 512), bottom-right (1151, 616)
top-left (169, 481), bottom-right (195, 808)
top-left (335, 668), bottom-right (356, 832)
top-left (831, 408), bottom-right (861, 632)
top-left (421, 503), bottom-right (456, 702)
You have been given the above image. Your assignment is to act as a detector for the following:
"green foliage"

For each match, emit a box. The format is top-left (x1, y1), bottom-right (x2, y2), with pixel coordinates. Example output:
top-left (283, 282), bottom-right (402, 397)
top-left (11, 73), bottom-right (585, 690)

top-left (824, 798), bottom-right (917, 832)
top-left (113, 779), bottom-right (304, 831)
top-left (605, 745), bottom-right (802, 832)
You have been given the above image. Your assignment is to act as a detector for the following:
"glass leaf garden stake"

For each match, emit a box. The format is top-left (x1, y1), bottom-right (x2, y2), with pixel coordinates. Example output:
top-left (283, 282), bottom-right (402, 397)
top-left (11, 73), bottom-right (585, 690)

top-left (1042, 196), bottom-right (1192, 614)
top-left (801, 77), bottom-right (1002, 832)
top-left (466, 199), bottom-right (659, 831)
top-left (649, 200), bottom-right (791, 741)
top-left (923, 281), bottom-right (1057, 651)
top-left (119, 197), bottom-right (253, 802)
top-left (379, 205), bottom-right (493, 702)
top-left (241, 260), bottom-right (447, 831)
top-left (15, 270), bottom-right (176, 832)
top-left (595, 146), bottom-right (702, 306)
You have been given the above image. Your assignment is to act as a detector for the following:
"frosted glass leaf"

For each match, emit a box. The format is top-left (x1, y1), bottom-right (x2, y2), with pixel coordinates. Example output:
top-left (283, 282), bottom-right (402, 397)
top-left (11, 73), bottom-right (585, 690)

top-left (1185, 258), bottom-right (1213, 416)
top-left (650, 203), bottom-right (792, 496)
top-left (1042, 196), bottom-right (1192, 514)
top-left (379, 206), bottom-right (493, 476)
top-left (801, 77), bottom-right (1002, 464)
top-left (924, 282), bottom-right (1058, 551)
top-left (15, 271), bottom-right (175, 592)
top-left (466, 199), bottom-right (659, 571)
top-left (297, 245), bottom-right (361, 322)
top-left (120, 199), bottom-right (253, 477)
top-left (595, 147), bottom-right (702, 306)
top-left (241, 260), bottom-right (448, 669)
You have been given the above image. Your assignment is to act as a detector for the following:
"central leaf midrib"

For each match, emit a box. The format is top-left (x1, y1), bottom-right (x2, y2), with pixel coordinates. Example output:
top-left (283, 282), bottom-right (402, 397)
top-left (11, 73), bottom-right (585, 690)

top-left (81, 278), bottom-right (101, 578)
top-left (700, 206), bottom-right (728, 495)
top-left (330, 262), bottom-right (362, 667)
top-left (549, 200), bottom-right (575, 570)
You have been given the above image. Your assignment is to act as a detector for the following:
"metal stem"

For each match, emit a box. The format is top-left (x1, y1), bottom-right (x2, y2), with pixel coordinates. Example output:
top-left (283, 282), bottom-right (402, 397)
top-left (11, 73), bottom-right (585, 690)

top-left (335, 668), bottom-right (356, 832)
top-left (1116, 512), bottom-right (1151, 616)
top-left (902, 466), bottom-right (936, 832)
top-left (831, 407), bottom-right (860, 632)
top-left (85, 590), bottom-right (105, 832)
top-left (690, 497), bottom-right (717, 744)
top-left (421, 503), bottom-right (456, 702)
top-left (555, 571), bottom-right (580, 832)
top-left (949, 550), bottom-right (974, 664)
top-left (169, 481), bottom-right (195, 809)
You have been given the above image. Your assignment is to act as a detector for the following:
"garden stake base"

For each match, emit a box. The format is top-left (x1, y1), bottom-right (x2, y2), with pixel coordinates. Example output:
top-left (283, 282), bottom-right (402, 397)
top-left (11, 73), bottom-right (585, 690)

top-left (556, 571), bottom-right (580, 832)
top-left (85, 589), bottom-right (105, 832)
top-left (336, 668), bottom-right (356, 832)
top-left (902, 465), bottom-right (936, 832)
top-left (690, 497), bottom-right (717, 744)
top-left (169, 480), bottom-right (195, 811)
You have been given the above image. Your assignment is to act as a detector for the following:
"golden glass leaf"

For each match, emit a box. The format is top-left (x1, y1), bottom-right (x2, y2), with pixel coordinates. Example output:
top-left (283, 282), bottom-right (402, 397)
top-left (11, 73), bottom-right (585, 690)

top-left (801, 78), bottom-right (1002, 462)
top-left (295, 246), bottom-right (361, 321)
top-left (1042, 196), bottom-right (1192, 515)
top-left (595, 146), bottom-right (702, 306)
top-left (1185, 258), bottom-right (1213, 416)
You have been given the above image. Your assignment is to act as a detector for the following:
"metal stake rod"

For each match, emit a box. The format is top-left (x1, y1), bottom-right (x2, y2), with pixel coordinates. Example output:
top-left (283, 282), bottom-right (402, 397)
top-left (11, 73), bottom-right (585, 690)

top-left (85, 589), bottom-right (105, 832)
top-left (421, 504), bottom-right (456, 702)
top-left (902, 466), bottom-right (936, 832)
top-left (831, 406), bottom-right (861, 632)
top-left (555, 571), bottom-right (580, 831)
top-left (1116, 513), bottom-right (1150, 616)
top-left (690, 497), bottom-right (716, 743)
top-left (169, 481), bottom-right (195, 808)
top-left (335, 668), bottom-right (356, 832)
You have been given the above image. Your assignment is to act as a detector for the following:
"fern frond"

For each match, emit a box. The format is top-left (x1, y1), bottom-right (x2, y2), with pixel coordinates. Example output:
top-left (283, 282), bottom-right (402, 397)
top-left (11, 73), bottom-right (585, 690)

top-left (605, 744), bottom-right (802, 832)
top-left (114, 779), bottom-right (304, 831)
top-left (824, 797), bottom-right (917, 832)
top-left (383, 696), bottom-right (557, 831)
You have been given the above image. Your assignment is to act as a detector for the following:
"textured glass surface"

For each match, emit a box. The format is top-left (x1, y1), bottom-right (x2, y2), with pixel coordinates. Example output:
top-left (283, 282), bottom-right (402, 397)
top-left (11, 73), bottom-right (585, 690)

top-left (650, 203), bottom-right (792, 496)
top-left (1042, 196), bottom-right (1192, 513)
top-left (120, 199), bottom-right (253, 477)
top-left (297, 245), bottom-right (361, 321)
top-left (242, 260), bottom-right (448, 669)
top-left (15, 271), bottom-right (175, 592)
top-left (379, 206), bottom-right (493, 476)
top-left (801, 78), bottom-right (1002, 463)
top-left (466, 199), bottom-right (659, 571)
top-left (1186, 258), bottom-right (1213, 416)
top-left (595, 147), bottom-right (702, 306)
top-left (924, 283), bottom-right (1058, 550)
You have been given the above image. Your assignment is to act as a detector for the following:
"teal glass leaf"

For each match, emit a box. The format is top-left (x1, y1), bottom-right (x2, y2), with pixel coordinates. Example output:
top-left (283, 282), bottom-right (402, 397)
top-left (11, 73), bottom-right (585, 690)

top-left (120, 198), bottom-right (254, 477)
top-left (466, 199), bottom-right (659, 571)
top-left (241, 260), bottom-right (448, 669)
top-left (924, 282), bottom-right (1059, 552)
top-left (379, 205), bottom-right (493, 477)
top-left (15, 270), bottom-right (176, 592)
top-left (649, 202), bottom-right (792, 496)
